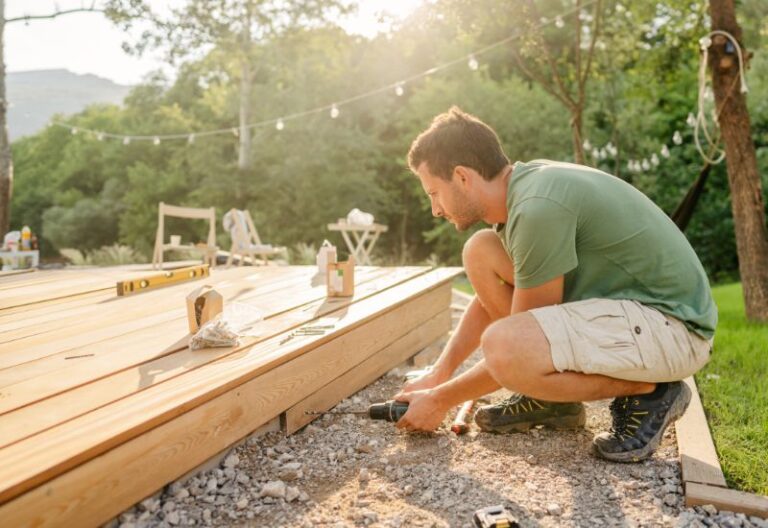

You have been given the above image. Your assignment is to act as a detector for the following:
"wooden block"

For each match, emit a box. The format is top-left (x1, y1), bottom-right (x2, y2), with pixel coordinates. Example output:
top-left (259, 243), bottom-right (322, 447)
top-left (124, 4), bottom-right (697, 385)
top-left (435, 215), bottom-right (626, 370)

top-left (0, 278), bottom-right (456, 526)
top-left (686, 482), bottom-right (768, 518)
top-left (284, 309), bottom-right (451, 434)
top-left (676, 377), bottom-right (727, 488)
top-left (0, 270), bottom-right (459, 503)
top-left (409, 336), bottom-right (447, 368)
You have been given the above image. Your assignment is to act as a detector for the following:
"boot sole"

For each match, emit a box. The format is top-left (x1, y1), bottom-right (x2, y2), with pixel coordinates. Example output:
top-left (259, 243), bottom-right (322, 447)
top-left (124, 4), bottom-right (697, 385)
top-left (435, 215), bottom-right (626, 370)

top-left (478, 407), bottom-right (586, 434)
top-left (594, 382), bottom-right (692, 463)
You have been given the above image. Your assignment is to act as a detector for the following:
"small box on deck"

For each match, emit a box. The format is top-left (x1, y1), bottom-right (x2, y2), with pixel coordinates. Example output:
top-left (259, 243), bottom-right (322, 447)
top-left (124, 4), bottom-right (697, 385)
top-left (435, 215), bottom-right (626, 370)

top-left (186, 285), bottom-right (223, 333)
top-left (327, 258), bottom-right (355, 297)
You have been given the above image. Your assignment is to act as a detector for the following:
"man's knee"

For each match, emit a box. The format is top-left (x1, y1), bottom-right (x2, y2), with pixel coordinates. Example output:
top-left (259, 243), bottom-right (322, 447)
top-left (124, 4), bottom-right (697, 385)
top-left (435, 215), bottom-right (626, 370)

top-left (462, 229), bottom-right (504, 271)
top-left (481, 314), bottom-right (553, 390)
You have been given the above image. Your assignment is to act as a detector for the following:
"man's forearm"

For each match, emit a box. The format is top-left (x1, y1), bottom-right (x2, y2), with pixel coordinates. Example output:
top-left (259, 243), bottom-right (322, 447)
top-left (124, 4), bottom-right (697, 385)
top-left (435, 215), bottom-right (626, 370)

top-left (432, 359), bottom-right (501, 408)
top-left (432, 296), bottom-right (492, 380)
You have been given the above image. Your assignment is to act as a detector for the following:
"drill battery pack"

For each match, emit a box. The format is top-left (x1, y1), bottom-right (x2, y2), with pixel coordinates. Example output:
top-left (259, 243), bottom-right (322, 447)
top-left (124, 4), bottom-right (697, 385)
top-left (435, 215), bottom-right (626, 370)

top-left (472, 505), bottom-right (519, 528)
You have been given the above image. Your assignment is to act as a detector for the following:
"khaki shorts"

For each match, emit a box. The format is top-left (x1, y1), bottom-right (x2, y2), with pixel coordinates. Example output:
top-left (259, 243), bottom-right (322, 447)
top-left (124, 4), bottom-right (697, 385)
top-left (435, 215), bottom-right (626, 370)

top-left (529, 298), bottom-right (713, 383)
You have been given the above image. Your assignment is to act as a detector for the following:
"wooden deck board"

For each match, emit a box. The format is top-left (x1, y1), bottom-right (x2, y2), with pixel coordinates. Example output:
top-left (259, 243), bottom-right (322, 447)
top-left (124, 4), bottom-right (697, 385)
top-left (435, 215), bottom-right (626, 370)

top-left (0, 264), bottom-right (461, 523)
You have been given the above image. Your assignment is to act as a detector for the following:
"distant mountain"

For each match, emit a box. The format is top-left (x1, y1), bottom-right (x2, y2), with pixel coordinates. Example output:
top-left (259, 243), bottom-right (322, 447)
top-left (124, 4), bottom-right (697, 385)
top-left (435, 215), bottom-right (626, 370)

top-left (6, 69), bottom-right (132, 141)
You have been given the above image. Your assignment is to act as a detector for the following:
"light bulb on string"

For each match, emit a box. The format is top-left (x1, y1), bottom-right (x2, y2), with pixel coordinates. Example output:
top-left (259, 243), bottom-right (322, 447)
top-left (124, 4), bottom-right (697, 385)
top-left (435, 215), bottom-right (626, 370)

top-left (672, 131), bottom-right (683, 145)
top-left (468, 55), bottom-right (479, 71)
top-left (555, 16), bottom-right (565, 28)
top-left (71, 127), bottom-right (78, 135)
top-left (661, 144), bottom-right (670, 158)
top-left (232, 127), bottom-right (239, 137)
top-left (686, 113), bottom-right (696, 127)
top-left (583, 139), bottom-right (592, 151)
top-left (651, 153), bottom-right (660, 166)
top-left (96, 132), bottom-right (104, 141)
top-left (591, 147), bottom-right (600, 160)
top-left (188, 134), bottom-right (195, 144)
top-left (642, 159), bottom-right (651, 171)
top-left (276, 119), bottom-right (285, 131)
top-left (599, 148), bottom-right (607, 159)
top-left (153, 136), bottom-right (161, 146)
top-left (123, 137), bottom-right (131, 146)
top-left (394, 83), bottom-right (405, 97)
top-left (606, 142), bottom-right (617, 156)
top-left (330, 104), bottom-right (340, 119)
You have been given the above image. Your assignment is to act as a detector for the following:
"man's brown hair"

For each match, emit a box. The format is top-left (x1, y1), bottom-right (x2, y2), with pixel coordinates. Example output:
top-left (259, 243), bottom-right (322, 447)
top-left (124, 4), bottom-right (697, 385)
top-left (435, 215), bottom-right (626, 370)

top-left (407, 106), bottom-right (509, 181)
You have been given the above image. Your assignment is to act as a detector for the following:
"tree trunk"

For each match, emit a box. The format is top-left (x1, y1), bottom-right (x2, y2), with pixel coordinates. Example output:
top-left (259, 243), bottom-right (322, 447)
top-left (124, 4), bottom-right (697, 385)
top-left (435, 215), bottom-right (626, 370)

top-left (0, 0), bottom-right (13, 236)
top-left (237, 59), bottom-right (253, 171)
top-left (570, 108), bottom-right (585, 165)
top-left (708, 0), bottom-right (768, 321)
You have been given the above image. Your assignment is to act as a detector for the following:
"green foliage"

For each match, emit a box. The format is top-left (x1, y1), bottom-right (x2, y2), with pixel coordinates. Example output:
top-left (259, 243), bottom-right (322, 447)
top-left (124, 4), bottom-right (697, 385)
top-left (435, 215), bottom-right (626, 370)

top-left (60, 244), bottom-right (147, 266)
top-left (700, 283), bottom-right (768, 495)
top-left (8, 0), bottom-right (768, 282)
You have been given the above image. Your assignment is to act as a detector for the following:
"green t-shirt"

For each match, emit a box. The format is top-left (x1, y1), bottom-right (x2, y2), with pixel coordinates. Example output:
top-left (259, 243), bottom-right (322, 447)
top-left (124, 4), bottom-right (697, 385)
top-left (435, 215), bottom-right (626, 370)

top-left (499, 160), bottom-right (717, 339)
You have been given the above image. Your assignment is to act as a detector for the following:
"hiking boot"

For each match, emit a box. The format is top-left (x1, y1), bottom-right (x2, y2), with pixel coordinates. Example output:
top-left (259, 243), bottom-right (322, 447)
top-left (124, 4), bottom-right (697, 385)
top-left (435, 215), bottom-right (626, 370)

top-left (474, 394), bottom-right (586, 433)
top-left (593, 381), bottom-right (691, 463)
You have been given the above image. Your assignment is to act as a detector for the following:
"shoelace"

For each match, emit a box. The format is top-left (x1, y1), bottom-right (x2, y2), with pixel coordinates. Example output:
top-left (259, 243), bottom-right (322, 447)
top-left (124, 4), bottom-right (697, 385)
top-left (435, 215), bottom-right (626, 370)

top-left (609, 397), bottom-right (650, 442)
top-left (499, 394), bottom-right (546, 415)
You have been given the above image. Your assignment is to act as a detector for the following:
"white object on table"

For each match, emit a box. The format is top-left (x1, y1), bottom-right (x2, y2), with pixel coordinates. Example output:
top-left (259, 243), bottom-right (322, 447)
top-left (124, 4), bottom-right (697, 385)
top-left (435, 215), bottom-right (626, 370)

top-left (327, 220), bottom-right (387, 266)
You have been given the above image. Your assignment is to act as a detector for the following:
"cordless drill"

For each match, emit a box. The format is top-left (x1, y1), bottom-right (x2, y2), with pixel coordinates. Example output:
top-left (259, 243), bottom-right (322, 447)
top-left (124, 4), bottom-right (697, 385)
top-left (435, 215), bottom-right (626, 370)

top-left (305, 400), bottom-right (409, 422)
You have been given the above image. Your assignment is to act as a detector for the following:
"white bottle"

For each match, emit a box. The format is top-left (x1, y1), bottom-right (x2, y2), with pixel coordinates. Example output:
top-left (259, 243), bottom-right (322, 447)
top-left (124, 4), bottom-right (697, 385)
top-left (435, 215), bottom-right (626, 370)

top-left (316, 240), bottom-right (337, 275)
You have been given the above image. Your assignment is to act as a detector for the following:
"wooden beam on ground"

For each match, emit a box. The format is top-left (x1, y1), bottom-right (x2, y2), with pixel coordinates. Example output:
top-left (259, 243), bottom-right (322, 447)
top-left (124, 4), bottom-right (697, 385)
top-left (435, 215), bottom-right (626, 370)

top-left (283, 308), bottom-right (451, 434)
top-left (686, 482), bottom-right (768, 518)
top-left (676, 377), bottom-right (727, 488)
top-left (0, 274), bottom-right (457, 527)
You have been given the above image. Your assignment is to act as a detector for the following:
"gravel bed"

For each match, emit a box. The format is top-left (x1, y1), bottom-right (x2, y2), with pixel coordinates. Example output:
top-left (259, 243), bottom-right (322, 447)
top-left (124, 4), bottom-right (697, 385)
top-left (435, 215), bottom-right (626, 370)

top-left (110, 295), bottom-right (767, 528)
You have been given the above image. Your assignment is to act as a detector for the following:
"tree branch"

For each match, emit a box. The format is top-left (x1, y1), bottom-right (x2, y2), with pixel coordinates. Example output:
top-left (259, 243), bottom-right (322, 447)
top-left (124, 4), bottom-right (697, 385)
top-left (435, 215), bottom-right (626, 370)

top-left (579, 0), bottom-right (603, 104)
top-left (7, 7), bottom-right (104, 24)
top-left (511, 48), bottom-right (574, 110)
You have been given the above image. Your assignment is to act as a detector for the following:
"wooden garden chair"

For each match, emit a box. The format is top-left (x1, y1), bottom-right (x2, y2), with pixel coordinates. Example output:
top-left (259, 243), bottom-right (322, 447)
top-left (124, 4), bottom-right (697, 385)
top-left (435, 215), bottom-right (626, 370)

top-left (223, 208), bottom-right (286, 266)
top-left (152, 202), bottom-right (218, 270)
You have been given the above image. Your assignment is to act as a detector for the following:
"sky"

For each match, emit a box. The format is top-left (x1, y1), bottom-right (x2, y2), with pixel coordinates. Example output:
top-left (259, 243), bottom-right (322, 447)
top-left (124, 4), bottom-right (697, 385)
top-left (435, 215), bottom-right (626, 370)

top-left (6, 0), bottom-right (423, 85)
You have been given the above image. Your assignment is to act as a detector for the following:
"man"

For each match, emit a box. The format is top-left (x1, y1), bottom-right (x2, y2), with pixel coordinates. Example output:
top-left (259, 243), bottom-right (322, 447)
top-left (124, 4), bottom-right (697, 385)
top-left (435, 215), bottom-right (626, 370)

top-left (394, 107), bottom-right (716, 462)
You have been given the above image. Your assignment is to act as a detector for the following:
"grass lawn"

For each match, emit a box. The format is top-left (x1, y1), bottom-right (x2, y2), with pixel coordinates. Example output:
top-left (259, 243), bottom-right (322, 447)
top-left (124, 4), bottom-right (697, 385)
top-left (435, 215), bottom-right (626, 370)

top-left (451, 278), bottom-right (768, 494)
top-left (699, 283), bottom-right (768, 495)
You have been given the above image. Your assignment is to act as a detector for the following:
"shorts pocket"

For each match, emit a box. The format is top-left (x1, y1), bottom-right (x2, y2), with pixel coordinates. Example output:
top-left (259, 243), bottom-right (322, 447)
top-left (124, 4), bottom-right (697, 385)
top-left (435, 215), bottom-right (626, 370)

top-left (565, 299), bottom-right (646, 375)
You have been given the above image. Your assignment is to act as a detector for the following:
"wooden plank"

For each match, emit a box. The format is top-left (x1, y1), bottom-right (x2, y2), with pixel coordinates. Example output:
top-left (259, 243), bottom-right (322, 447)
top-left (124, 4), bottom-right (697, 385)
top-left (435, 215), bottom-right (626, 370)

top-left (686, 482), bottom-right (768, 518)
top-left (284, 308), bottom-right (451, 434)
top-left (0, 268), bottom-right (456, 502)
top-left (0, 268), bottom-right (389, 411)
top-left (0, 265), bottom-right (293, 338)
top-left (0, 267), bottom-right (317, 375)
top-left (676, 377), bottom-right (728, 488)
top-left (0, 262), bottom-right (204, 310)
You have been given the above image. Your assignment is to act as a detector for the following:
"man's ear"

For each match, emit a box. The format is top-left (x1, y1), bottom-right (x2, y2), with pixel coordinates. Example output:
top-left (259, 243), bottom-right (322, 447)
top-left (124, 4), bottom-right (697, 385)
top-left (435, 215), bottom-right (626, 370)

top-left (453, 166), bottom-right (473, 188)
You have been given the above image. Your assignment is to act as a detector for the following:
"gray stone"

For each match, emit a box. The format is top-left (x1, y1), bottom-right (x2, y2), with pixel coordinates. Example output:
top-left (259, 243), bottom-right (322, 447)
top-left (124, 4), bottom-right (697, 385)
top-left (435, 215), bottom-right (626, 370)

top-left (286, 486), bottom-right (301, 503)
top-left (359, 468), bottom-right (370, 482)
top-left (750, 517), bottom-right (768, 528)
top-left (546, 503), bottom-right (562, 516)
top-left (205, 478), bottom-right (218, 493)
top-left (165, 511), bottom-right (180, 526)
top-left (260, 480), bottom-right (287, 499)
top-left (702, 504), bottom-right (718, 516)
top-left (174, 488), bottom-right (189, 501)
top-left (663, 493), bottom-right (679, 507)
top-left (224, 454), bottom-right (240, 468)
top-left (236, 497), bottom-right (249, 510)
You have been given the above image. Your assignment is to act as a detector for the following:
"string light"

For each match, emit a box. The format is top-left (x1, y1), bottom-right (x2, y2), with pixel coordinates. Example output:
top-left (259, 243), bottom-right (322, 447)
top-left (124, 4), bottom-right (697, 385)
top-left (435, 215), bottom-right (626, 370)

top-left (276, 118), bottom-right (285, 131)
top-left (123, 137), bottom-right (131, 145)
top-left (51, 0), bottom-right (598, 145)
top-left (673, 131), bottom-right (683, 145)
top-left (231, 127), bottom-right (239, 137)
top-left (661, 144), bottom-right (670, 158)
top-left (651, 153), bottom-right (660, 166)
top-left (96, 132), bottom-right (104, 141)
top-left (583, 139), bottom-right (592, 151)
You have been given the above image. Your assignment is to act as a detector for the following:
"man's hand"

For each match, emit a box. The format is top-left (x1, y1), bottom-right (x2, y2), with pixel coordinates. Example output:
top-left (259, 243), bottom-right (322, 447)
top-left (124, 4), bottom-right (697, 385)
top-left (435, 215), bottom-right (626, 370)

top-left (397, 368), bottom-right (448, 397)
top-left (394, 389), bottom-right (452, 432)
